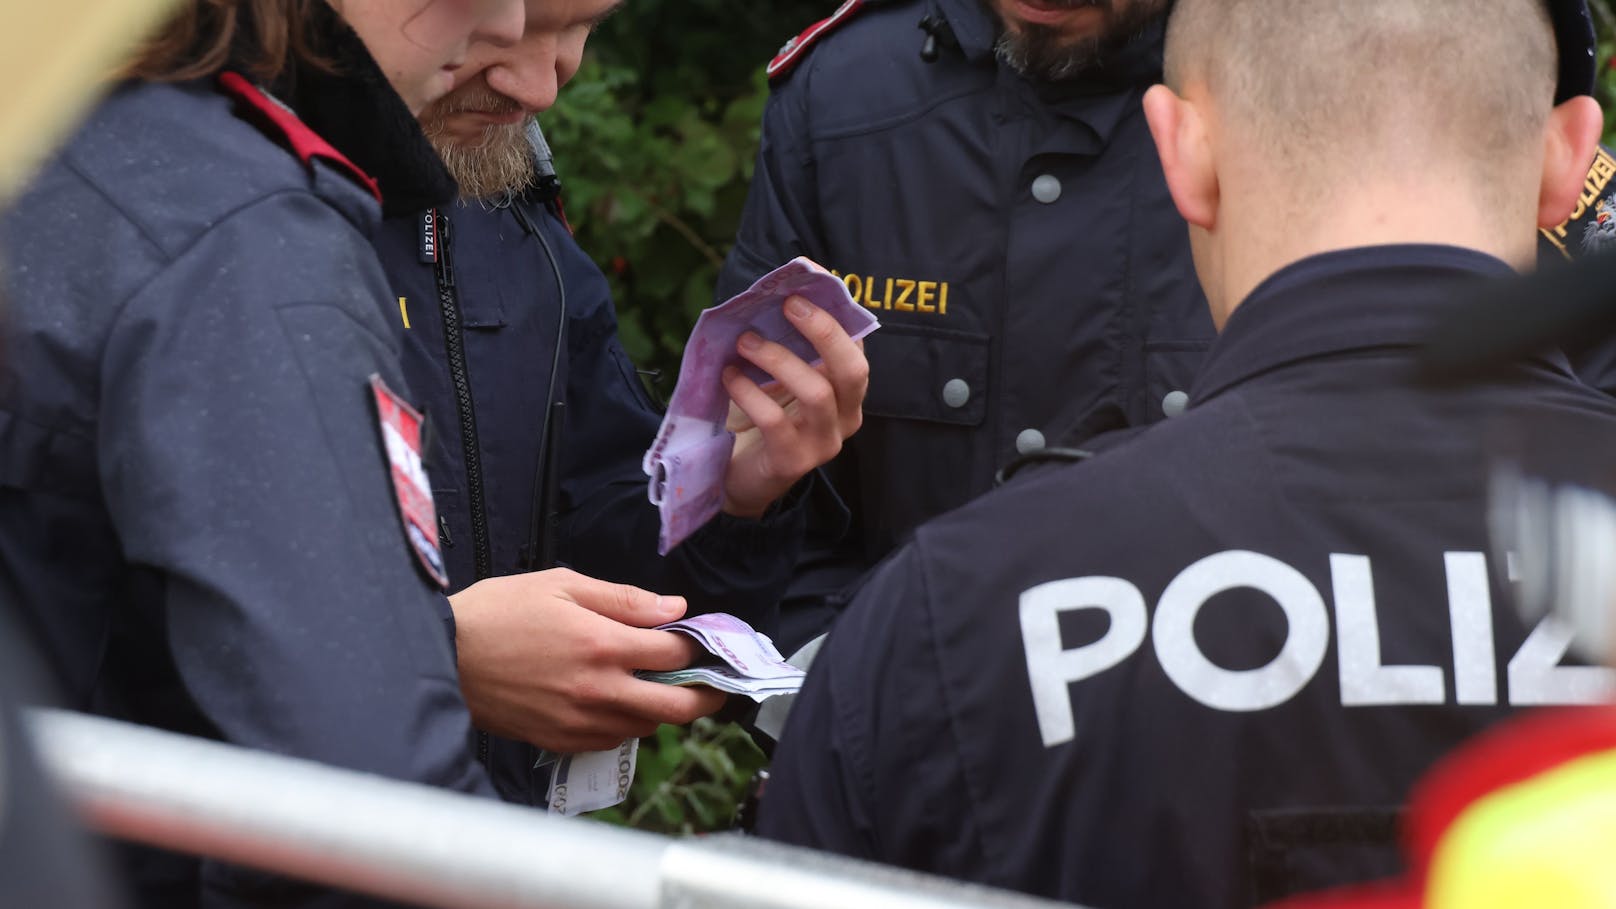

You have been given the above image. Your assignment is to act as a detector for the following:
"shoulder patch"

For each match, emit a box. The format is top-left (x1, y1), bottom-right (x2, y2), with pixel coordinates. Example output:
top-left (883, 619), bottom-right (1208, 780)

top-left (217, 72), bottom-right (383, 205)
top-left (767, 0), bottom-right (870, 82)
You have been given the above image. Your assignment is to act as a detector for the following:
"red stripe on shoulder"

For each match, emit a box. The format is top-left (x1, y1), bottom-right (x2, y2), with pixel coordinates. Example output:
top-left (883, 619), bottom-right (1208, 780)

top-left (767, 0), bottom-right (868, 81)
top-left (217, 72), bottom-right (383, 205)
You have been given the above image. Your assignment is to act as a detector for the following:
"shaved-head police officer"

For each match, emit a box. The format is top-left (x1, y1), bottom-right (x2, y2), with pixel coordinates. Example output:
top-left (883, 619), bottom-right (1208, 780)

top-left (758, 2), bottom-right (1616, 907)
top-left (725, 0), bottom-right (1616, 656)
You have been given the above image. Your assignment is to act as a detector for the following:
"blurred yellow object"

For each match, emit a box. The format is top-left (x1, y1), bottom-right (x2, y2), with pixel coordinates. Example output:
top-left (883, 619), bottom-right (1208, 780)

top-left (0, 0), bottom-right (177, 203)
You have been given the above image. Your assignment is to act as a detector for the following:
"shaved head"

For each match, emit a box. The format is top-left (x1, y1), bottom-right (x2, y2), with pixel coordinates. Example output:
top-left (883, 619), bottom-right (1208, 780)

top-left (1164, 0), bottom-right (1558, 190)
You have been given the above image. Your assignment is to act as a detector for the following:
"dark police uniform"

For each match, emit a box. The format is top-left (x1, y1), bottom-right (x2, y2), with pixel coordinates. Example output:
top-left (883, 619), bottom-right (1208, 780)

top-left (0, 30), bottom-right (491, 907)
top-left (717, 0), bottom-right (1212, 645)
top-left (372, 157), bottom-right (810, 804)
top-left (760, 246), bottom-right (1616, 908)
top-left (724, 0), bottom-right (1616, 651)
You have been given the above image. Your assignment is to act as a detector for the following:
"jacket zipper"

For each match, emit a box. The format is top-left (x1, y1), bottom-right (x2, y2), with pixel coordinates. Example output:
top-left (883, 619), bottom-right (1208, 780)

top-left (432, 210), bottom-right (495, 767)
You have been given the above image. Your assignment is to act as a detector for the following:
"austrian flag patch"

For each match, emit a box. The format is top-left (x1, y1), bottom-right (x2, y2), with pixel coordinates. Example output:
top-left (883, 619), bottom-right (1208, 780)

top-left (370, 375), bottom-right (448, 589)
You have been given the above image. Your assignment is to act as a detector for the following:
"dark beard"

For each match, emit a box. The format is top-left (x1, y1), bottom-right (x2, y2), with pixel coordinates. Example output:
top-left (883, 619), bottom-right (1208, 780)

top-left (992, 0), bottom-right (1167, 82)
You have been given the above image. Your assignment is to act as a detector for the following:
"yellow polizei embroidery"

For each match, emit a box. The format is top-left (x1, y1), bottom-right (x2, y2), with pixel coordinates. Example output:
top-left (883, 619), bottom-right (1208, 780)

top-left (398, 296), bottom-right (411, 330)
top-left (830, 269), bottom-right (950, 315)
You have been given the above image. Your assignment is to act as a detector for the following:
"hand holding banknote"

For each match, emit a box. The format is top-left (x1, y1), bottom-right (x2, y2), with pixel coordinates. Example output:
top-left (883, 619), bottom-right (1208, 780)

top-left (645, 258), bottom-right (879, 553)
top-left (717, 293), bottom-right (870, 519)
top-left (450, 569), bottom-right (726, 754)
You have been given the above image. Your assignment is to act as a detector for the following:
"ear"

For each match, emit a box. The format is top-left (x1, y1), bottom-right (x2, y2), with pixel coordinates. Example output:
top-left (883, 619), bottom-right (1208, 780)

top-left (1143, 83), bottom-right (1218, 230)
top-left (1538, 95), bottom-right (1605, 229)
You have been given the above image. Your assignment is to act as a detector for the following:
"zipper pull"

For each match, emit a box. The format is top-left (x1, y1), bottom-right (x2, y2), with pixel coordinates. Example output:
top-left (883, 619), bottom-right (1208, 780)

top-left (438, 514), bottom-right (454, 548)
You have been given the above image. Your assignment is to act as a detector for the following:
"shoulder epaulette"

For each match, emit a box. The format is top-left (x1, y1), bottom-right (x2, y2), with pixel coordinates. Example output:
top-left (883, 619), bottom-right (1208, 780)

top-left (767, 0), bottom-right (872, 82)
top-left (217, 71), bottom-right (382, 204)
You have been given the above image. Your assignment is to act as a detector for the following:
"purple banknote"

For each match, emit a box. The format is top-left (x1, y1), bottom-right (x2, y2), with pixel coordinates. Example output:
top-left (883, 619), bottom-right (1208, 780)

top-left (643, 258), bottom-right (880, 554)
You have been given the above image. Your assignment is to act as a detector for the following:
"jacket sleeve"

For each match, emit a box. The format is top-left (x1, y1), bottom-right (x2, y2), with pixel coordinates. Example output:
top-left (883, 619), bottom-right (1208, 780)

top-left (549, 213), bottom-right (807, 633)
top-left (757, 542), bottom-right (978, 869)
top-left (96, 195), bottom-right (493, 904)
top-left (715, 77), bottom-right (825, 301)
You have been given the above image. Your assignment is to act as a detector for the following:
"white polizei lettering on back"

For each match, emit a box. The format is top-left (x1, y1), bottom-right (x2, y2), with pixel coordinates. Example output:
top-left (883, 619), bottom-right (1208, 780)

top-left (1444, 552), bottom-right (1498, 705)
top-left (1019, 550), bottom-right (1615, 745)
top-left (1508, 615), bottom-right (1616, 704)
top-left (1330, 554), bottom-right (1444, 706)
top-left (1152, 551), bottom-right (1330, 712)
top-left (1020, 577), bottom-right (1148, 748)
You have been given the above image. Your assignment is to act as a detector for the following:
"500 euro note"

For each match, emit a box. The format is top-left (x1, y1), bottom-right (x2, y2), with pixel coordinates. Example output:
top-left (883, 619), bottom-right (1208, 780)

top-left (642, 258), bottom-right (879, 554)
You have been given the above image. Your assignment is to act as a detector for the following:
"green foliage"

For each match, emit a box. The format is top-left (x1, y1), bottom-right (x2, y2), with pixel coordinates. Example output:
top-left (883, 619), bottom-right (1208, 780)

top-left (586, 718), bottom-right (768, 833)
top-left (545, 0), bottom-right (830, 388)
top-left (1596, 3), bottom-right (1616, 145)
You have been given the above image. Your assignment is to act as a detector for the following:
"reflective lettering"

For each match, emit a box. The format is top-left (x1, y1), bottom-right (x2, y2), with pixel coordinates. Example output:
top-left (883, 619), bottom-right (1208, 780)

top-left (939, 282), bottom-right (949, 315)
top-left (1445, 552), bottom-right (1498, 705)
top-left (1509, 615), bottom-right (1616, 704)
top-left (1331, 554), bottom-right (1444, 705)
top-left (1153, 551), bottom-right (1330, 712)
top-left (1020, 577), bottom-right (1149, 747)
top-left (843, 274), bottom-right (863, 304)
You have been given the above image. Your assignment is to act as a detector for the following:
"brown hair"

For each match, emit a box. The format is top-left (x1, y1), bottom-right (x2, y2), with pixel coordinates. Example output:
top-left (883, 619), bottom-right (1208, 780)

top-left (122, 0), bottom-right (335, 83)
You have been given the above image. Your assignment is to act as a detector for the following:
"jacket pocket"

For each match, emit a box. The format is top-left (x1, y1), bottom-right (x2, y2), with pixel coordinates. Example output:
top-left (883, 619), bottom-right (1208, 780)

top-left (863, 324), bottom-right (990, 428)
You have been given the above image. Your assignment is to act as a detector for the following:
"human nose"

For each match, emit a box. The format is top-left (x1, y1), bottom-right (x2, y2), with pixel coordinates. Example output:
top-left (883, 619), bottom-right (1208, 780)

top-left (470, 0), bottom-right (525, 49)
top-left (485, 41), bottom-right (563, 113)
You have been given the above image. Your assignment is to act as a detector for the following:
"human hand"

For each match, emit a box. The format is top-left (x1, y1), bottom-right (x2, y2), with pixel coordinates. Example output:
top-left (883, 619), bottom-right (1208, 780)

top-left (720, 295), bottom-right (869, 518)
top-left (450, 569), bottom-right (727, 753)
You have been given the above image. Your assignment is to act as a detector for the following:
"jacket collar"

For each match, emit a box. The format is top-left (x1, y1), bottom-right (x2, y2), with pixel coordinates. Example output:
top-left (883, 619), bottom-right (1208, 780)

top-left (1190, 245), bottom-right (1575, 404)
top-left (262, 5), bottom-right (458, 217)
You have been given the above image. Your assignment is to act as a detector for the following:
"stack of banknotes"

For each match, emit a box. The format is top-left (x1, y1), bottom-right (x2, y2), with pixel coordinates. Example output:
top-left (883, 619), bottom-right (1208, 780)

top-left (548, 613), bottom-right (804, 817)
top-left (640, 612), bottom-right (805, 702)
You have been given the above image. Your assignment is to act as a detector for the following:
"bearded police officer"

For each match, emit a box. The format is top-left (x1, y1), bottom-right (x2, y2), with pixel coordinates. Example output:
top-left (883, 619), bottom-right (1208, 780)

top-left (725, 0), bottom-right (1616, 653)
top-left (719, 0), bottom-right (1207, 648)
top-left (758, 2), bottom-right (1616, 907)
top-left (370, 0), bottom-right (871, 802)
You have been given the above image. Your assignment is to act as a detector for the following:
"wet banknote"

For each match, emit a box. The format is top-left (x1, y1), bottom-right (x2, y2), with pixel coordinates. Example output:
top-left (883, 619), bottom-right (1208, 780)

top-left (658, 613), bottom-right (800, 680)
top-left (643, 257), bottom-right (880, 554)
top-left (546, 738), bottom-right (638, 818)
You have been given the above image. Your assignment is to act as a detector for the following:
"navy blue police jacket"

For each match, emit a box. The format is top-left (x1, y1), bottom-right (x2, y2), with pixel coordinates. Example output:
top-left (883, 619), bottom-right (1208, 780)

top-left (716, 0), bottom-right (1213, 646)
top-left (0, 35), bottom-right (493, 909)
top-left (759, 245), bottom-right (1616, 908)
top-left (721, 0), bottom-right (1616, 651)
top-left (372, 185), bottom-right (810, 804)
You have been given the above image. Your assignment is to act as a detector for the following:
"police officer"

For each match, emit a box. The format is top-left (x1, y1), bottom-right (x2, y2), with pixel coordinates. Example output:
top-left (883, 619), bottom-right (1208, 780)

top-left (723, 0), bottom-right (1616, 652)
top-left (372, 0), bottom-right (871, 800)
top-left (759, 2), bottom-right (1616, 907)
top-left (0, 1), bottom-right (525, 905)
top-left (719, 0), bottom-right (1209, 648)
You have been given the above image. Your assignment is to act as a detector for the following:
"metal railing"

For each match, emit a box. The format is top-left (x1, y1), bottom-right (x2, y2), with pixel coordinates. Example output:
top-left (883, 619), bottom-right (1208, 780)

top-left (27, 710), bottom-right (1085, 909)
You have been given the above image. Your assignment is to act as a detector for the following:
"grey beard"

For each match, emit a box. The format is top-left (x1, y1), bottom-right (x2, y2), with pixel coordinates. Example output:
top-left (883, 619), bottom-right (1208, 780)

top-left (991, 0), bottom-right (1166, 82)
top-left (427, 121), bottom-right (537, 202)
top-left (994, 27), bottom-right (1104, 81)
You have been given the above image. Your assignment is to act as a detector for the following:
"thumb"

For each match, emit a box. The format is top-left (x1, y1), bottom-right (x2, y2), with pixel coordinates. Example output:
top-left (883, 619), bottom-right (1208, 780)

top-left (564, 575), bottom-right (686, 627)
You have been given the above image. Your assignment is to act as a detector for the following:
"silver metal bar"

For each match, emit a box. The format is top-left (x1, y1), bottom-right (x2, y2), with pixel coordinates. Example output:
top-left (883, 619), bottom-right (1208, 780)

top-left (27, 710), bottom-right (1082, 909)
